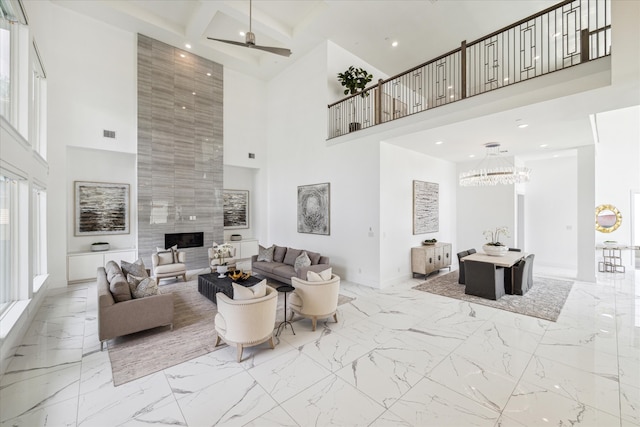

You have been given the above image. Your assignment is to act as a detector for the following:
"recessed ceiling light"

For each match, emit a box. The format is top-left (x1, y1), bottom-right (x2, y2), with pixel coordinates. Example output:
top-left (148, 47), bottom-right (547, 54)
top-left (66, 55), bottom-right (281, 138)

top-left (469, 154), bottom-right (475, 158)
top-left (206, 72), bottom-right (211, 76)
top-left (553, 154), bottom-right (559, 158)
top-left (449, 95), bottom-right (454, 98)
top-left (180, 53), bottom-right (186, 58)
top-left (435, 141), bottom-right (443, 145)
top-left (192, 92), bottom-right (196, 95)
top-left (182, 106), bottom-right (186, 110)
top-left (534, 55), bottom-right (540, 60)
top-left (239, 31), bottom-right (245, 37)
top-left (504, 77), bottom-right (509, 82)
top-left (447, 85), bottom-right (453, 89)
top-left (518, 123), bottom-right (529, 128)
top-left (185, 43), bottom-right (192, 49)
top-left (553, 32), bottom-right (561, 38)
top-left (391, 41), bottom-right (398, 47)
top-left (540, 144), bottom-right (548, 148)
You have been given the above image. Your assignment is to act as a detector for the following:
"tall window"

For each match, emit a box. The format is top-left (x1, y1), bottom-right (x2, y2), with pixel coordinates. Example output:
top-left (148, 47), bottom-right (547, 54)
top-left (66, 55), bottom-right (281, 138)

top-left (0, 174), bottom-right (17, 314)
top-left (31, 41), bottom-right (46, 158)
top-left (32, 186), bottom-right (46, 288)
top-left (0, 20), bottom-right (10, 121)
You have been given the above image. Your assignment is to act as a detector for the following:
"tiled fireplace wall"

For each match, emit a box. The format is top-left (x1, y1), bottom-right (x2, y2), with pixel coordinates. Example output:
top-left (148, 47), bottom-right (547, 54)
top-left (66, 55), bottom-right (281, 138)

top-left (137, 34), bottom-right (224, 269)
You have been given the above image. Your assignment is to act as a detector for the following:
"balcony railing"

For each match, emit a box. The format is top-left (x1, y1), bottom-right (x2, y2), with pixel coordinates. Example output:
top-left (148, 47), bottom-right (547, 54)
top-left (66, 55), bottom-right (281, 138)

top-left (327, 0), bottom-right (611, 139)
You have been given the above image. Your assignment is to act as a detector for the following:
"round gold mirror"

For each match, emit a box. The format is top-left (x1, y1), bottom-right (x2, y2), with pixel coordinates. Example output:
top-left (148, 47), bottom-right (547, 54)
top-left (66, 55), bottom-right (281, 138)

top-left (595, 204), bottom-right (622, 233)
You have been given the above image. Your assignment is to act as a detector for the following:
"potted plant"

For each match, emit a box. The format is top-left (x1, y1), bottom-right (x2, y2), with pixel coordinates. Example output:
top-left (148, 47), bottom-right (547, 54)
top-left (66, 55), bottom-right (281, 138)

top-left (482, 226), bottom-right (510, 256)
top-left (337, 66), bottom-right (373, 132)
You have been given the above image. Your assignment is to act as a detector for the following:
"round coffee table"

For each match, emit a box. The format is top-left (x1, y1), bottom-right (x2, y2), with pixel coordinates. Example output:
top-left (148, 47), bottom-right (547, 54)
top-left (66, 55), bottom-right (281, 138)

top-left (275, 285), bottom-right (295, 336)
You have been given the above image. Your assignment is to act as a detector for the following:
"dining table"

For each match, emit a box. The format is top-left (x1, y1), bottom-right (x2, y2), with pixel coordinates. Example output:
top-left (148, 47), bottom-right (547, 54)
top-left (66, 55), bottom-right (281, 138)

top-left (462, 251), bottom-right (527, 294)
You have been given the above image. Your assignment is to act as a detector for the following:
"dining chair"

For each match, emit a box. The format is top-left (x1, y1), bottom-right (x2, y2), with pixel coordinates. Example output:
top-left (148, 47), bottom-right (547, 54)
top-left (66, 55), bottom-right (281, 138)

top-left (508, 248), bottom-right (522, 252)
top-left (457, 250), bottom-right (469, 284)
top-left (464, 260), bottom-right (505, 300)
top-left (467, 248), bottom-right (477, 254)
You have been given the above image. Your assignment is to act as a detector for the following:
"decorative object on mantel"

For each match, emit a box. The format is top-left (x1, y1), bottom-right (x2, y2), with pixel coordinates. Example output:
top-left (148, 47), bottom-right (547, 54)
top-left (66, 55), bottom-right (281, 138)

top-left (413, 180), bottom-right (439, 234)
top-left (459, 143), bottom-right (530, 186)
top-left (91, 242), bottom-right (110, 252)
top-left (483, 226), bottom-right (509, 256)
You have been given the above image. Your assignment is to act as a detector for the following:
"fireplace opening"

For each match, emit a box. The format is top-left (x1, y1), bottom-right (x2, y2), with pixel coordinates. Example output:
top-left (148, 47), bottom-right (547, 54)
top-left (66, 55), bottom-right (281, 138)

top-left (165, 232), bottom-right (204, 249)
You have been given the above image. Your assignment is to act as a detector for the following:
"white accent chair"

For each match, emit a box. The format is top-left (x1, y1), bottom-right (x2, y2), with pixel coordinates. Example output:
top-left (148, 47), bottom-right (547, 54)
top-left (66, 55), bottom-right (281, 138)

top-left (152, 249), bottom-right (187, 282)
top-left (214, 286), bottom-right (278, 362)
top-left (208, 242), bottom-right (237, 272)
top-left (289, 274), bottom-right (340, 331)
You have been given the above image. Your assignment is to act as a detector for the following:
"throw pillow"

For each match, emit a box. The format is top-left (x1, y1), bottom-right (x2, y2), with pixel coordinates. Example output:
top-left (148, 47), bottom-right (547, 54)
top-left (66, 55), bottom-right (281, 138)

top-left (294, 251), bottom-right (311, 272)
top-left (127, 274), bottom-right (159, 299)
top-left (306, 250), bottom-right (322, 265)
top-left (156, 245), bottom-right (177, 265)
top-left (283, 248), bottom-right (302, 265)
top-left (110, 273), bottom-right (132, 302)
top-left (105, 261), bottom-right (123, 282)
top-left (232, 280), bottom-right (267, 300)
top-left (257, 245), bottom-right (274, 262)
top-left (121, 258), bottom-right (148, 279)
top-left (273, 245), bottom-right (287, 263)
top-left (307, 268), bottom-right (332, 282)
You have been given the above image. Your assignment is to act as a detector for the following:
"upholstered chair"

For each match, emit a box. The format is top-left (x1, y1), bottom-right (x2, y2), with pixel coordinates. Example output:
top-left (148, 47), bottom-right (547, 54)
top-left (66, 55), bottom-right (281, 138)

top-left (214, 286), bottom-right (278, 362)
top-left (464, 260), bottom-right (505, 300)
top-left (467, 248), bottom-right (477, 254)
top-left (289, 274), bottom-right (341, 331)
top-left (208, 242), bottom-right (237, 272)
top-left (457, 250), bottom-right (469, 284)
top-left (152, 249), bottom-right (187, 282)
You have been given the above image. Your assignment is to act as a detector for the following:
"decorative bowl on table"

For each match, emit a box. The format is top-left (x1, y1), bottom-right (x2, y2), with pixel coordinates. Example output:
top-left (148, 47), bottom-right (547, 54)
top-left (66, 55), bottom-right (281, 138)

top-left (603, 240), bottom-right (618, 247)
top-left (483, 244), bottom-right (508, 256)
top-left (422, 239), bottom-right (437, 246)
top-left (230, 270), bottom-right (251, 282)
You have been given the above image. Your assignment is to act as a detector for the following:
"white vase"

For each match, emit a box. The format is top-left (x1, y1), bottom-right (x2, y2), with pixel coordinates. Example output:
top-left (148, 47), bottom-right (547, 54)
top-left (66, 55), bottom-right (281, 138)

top-left (483, 244), bottom-right (508, 256)
top-left (217, 265), bottom-right (228, 278)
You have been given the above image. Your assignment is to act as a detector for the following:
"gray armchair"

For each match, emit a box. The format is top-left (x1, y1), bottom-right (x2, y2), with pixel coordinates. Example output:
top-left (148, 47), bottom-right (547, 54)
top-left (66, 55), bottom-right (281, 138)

top-left (464, 260), bottom-right (505, 300)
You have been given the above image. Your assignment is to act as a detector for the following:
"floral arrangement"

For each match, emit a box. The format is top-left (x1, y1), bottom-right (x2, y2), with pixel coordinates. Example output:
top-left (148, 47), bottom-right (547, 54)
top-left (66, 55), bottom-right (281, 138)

top-left (483, 226), bottom-right (510, 246)
top-left (212, 243), bottom-right (233, 265)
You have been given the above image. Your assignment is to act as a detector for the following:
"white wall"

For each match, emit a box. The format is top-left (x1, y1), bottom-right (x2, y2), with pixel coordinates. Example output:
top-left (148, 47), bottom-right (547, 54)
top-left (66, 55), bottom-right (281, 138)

top-left (380, 142), bottom-right (457, 286)
top-left (456, 161), bottom-right (516, 253)
top-left (595, 105), bottom-right (640, 267)
top-left (524, 154), bottom-right (578, 270)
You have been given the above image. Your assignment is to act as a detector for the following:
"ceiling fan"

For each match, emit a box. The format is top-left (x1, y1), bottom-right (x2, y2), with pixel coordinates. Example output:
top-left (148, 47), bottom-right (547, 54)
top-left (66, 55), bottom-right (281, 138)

top-left (207, 0), bottom-right (292, 57)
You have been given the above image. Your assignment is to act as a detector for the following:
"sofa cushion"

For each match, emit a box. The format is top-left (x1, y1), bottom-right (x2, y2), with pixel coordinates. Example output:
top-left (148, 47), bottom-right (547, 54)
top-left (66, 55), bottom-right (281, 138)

top-left (110, 273), bottom-right (132, 302)
top-left (232, 280), bottom-right (267, 300)
top-left (257, 245), bottom-right (274, 262)
top-left (121, 258), bottom-right (148, 279)
top-left (253, 261), bottom-right (287, 274)
top-left (283, 248), bottom-right (302, 266)
top-left (156, 245), bottom-right (177, 265)
top-left (272, 264), bottom-right (296, 279)
top-left (127, 274), bottom-right (159, 299)
top-left (294, 251), bottom-right (311, 272)
top-left (273, 245), bottom-right (287, 263)
top-left (154, 263), bottom-right (186, 275)
top-left (105, 261), bottom-right (123, 282)
top-left (307, 268), bottom-right (332, 282)
top-left (306, 250), bottom-right (322, 265)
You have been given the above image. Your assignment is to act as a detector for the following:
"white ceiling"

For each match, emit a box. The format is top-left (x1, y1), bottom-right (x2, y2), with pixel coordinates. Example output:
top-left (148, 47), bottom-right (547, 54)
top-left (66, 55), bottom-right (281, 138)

top-left (51, 0), bottom-right (638, 163)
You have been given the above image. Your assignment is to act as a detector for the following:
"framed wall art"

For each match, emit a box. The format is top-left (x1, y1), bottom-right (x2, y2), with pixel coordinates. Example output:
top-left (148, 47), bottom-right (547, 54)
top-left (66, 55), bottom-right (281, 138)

top-left (297, 183), bottom-right (330, 235)
top-left (223, 189), bottom-right (249, 229)
top-left (75, 181), bottom-right (130, 236)
top-left (413, 180), bottom-right (439, 234)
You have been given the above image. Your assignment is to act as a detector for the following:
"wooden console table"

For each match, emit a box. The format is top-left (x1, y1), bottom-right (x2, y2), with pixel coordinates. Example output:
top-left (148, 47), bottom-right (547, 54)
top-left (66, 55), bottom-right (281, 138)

top-left (411, 242), bottom-right (452, 278)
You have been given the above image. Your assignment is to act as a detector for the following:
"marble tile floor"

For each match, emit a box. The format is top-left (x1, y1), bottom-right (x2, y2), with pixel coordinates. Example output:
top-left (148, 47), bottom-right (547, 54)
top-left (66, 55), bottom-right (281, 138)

top-left (0, 268), bottom-right (638, 427)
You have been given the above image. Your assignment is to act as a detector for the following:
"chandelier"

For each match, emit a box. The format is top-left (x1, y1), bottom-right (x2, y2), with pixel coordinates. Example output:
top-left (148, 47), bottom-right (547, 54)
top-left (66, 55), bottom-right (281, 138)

top-left (459, 143), bottom-right (530, 187)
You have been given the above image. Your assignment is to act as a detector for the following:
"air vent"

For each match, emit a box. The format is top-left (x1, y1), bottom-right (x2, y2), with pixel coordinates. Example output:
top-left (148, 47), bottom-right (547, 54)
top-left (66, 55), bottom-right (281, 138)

top-left (103, 130), bottom-right (116, 139)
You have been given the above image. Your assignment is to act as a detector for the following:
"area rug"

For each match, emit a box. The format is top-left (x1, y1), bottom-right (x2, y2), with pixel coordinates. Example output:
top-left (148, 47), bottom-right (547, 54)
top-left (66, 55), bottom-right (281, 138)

top-left (413, 271), bottom-right (573, 322)
top-left (107, 278), bottom-right (354, 386)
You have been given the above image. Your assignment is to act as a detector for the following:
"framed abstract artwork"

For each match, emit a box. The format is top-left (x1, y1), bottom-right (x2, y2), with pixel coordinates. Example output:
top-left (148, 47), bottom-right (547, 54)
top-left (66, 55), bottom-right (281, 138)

top-left (75, 181), bottom-right (130, 236)
top-left (413, 180), bottom-right (439, 234)
top-left (297, 183), bottom-right (330, 235)
top-left (223, 189), bottom-right (249, 229)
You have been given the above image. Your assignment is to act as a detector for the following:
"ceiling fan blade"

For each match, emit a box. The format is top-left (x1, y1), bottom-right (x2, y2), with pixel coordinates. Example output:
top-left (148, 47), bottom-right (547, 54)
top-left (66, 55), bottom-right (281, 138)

top-left (252, 44), bottom-right (292, 57)
top-left (206, 37), bottom-right (248, 48)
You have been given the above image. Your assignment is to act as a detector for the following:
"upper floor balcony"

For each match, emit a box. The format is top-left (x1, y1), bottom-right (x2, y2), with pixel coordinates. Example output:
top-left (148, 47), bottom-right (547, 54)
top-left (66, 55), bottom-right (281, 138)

top-left (327, 0), bottom-right (611, 140)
